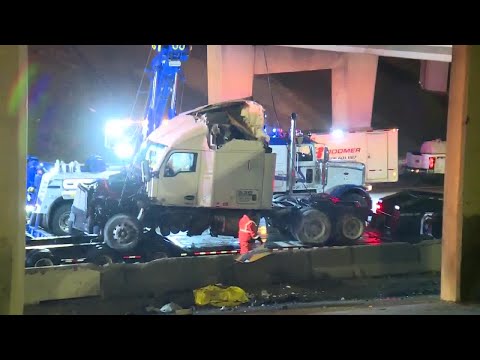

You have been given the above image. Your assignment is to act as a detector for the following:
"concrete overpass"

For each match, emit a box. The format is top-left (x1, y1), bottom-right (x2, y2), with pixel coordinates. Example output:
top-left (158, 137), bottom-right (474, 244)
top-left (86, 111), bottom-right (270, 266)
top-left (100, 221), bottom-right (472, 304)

top-left (207, 45), bottom-right (452, 130)
top-left (279, 45), bottom-right (453, 62)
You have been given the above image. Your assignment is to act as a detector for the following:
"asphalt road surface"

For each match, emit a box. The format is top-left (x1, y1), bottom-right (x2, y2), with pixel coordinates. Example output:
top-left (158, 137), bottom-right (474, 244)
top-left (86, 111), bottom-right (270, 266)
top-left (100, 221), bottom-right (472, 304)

top-left (233, 296), bottom-right (480, 315)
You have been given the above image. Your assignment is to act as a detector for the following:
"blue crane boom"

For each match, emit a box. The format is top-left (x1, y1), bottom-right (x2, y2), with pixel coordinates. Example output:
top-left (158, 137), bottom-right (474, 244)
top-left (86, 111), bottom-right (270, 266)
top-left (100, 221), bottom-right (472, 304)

top-left (143, 45), bottom-right (191, 137)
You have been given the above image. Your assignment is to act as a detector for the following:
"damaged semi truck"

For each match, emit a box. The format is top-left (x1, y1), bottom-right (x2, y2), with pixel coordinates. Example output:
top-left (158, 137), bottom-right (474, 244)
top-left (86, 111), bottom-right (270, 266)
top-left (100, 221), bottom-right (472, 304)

top-left (70, 100), bottom-right (369, 252)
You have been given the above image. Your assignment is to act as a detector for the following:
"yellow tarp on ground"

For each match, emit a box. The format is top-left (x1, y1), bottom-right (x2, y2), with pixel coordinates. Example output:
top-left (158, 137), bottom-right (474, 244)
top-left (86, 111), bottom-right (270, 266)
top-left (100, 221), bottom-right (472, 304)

top-left (194, 285), bottom-right (249, 307)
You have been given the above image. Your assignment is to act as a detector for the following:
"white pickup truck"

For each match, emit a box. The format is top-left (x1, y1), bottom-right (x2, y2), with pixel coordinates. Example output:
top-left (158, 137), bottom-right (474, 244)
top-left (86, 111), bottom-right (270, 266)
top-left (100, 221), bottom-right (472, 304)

top-left (405, 139), bottom-right (446, 175)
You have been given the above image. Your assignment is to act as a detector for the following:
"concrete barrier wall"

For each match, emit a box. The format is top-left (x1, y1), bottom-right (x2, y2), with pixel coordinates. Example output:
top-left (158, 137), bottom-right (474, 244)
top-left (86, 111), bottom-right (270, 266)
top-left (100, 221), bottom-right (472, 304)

top-left (25, 264), bottom-right (101, 305)
top-left (25, 240), bottom-right (442, 304)
top-left (417, 240), bottom-right (442, 272)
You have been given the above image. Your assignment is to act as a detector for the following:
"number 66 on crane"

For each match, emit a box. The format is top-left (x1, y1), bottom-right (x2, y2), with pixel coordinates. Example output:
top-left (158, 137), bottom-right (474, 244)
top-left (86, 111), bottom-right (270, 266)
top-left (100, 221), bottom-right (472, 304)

top-left (152, 45), bottom-right (189, 52)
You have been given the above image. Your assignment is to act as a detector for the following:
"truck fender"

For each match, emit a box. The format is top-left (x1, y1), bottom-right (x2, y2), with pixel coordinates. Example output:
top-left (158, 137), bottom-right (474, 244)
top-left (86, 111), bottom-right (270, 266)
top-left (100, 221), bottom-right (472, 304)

top-left (325, 184), bottom-right (372, 210)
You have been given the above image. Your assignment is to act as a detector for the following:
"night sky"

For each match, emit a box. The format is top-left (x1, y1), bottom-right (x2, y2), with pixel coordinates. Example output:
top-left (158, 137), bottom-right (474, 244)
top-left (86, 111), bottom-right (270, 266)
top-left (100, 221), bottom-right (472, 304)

top-left (27, 45), bottom-right (449, 161)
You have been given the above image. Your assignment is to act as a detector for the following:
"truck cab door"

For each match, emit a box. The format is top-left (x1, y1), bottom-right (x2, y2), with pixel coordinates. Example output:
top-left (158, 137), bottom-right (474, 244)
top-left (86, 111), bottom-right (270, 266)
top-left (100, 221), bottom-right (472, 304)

top-left (155, 151), bottom-right (201, 206)
top-left (295, 144), bottom-right (316, 189)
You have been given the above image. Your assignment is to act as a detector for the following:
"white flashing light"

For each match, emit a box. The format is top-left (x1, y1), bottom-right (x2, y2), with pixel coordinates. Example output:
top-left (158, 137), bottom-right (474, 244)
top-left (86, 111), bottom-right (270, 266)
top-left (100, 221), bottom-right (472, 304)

top-left (105, 119), bottom-right (133, 137)
top-left (114, 142), bottom-right (135, 160)
top-left (331, 129), bottom-right (345, 139)
top-left (25, 205), bottom-right (35, 213)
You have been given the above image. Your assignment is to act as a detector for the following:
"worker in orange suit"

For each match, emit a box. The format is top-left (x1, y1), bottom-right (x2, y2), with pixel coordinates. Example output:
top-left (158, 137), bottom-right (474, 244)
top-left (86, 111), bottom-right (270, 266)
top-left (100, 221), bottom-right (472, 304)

top-left (238, 212), bottom-right (262, 255)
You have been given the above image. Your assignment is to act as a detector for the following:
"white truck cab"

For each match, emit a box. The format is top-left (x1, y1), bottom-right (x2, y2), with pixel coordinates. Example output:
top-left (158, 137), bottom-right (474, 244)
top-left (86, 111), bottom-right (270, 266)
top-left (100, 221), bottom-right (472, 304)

top-left (270, 138), bottom-right (366, 195)
top-left (144, 108), bottom-right (275, 211)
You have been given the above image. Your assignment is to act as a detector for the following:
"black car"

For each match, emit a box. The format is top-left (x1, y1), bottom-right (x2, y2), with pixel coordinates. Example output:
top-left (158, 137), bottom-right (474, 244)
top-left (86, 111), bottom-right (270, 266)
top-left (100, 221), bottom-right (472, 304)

top-left (370, 190), bottom-right (443, 242)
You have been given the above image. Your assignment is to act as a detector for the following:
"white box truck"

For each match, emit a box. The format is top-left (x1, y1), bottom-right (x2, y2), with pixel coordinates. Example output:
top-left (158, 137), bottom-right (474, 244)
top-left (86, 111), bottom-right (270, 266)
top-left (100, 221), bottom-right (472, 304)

top-left (310, 129), bottom-right (399, 184)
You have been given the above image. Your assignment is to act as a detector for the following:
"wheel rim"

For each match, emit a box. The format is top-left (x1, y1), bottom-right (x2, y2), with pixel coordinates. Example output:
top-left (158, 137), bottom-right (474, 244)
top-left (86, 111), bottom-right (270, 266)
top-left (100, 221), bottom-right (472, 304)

top-left (35, 258), bottom-right (54, 267)
top-left (298, 214), bottom-right (327, 244)
top-left (59, 212), bottom-right (70, 233)
top-left (112, 223), bottom-right (139, 247)
top-left (343, 218), bottom-right (364, 240)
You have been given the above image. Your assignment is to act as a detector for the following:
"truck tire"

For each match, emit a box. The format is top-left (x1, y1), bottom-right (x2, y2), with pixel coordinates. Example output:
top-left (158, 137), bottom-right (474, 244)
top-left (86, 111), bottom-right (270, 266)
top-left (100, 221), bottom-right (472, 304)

top-left (26, 250), bottom-right (57, 268)
top-left (335, 214), bottom-right (366, 245)
top-left (340, 192), bottom-right (370, 209)
top-left (104, 214), bottom-right (142, 252)
top-left (50, 203), bottom-right (73, 236)
top-left (292, 208), bottom-right (331, 246)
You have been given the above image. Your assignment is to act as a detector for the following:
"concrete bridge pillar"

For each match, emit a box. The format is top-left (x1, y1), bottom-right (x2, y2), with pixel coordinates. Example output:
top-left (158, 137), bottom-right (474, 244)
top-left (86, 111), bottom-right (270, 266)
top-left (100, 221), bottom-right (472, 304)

top-left (420, 60), bottom-right (450, 93)
top-left (207, 45), bottom-right (255, 104)
top-left (0, 45), bottom-right (28, 314)
top-left (331, 53), bottom-right (378, 130)
top-left (441, 45), bottom-right (480, 303)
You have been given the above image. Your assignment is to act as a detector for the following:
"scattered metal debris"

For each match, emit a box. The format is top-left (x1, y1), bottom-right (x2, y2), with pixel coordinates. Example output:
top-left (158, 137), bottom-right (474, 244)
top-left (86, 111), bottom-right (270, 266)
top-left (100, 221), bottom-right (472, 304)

top-left (160, 302), bottom-right (183, 313)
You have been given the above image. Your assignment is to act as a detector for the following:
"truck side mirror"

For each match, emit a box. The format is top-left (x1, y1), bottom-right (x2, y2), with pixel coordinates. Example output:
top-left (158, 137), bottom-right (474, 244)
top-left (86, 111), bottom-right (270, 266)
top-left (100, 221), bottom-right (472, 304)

top-left (141, 160), bottom-right (151, 183)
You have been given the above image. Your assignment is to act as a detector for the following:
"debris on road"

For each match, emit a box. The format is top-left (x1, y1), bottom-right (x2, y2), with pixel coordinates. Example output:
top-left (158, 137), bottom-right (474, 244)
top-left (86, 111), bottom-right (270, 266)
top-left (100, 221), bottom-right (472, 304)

top-left (194, 285), bottom-right (249, 307)
top-left (175, 308), bottom-right (193, 315)
top-left (146, 302), bottom-right (192, 315)
top-left (261, 290), bottom-right (271, 299)
top-left (160, 302), bottom-right (183, 313)
top-left (235, 247), bottom-right (273, 263)
top-left (145, 305), bottom-right (163, 314)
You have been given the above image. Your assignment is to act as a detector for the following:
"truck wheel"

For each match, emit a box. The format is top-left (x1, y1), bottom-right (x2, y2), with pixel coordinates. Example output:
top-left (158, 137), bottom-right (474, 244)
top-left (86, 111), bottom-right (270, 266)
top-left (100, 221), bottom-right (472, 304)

top-left (26, 250), bottom-right (57, 268)
top-left (292, 209), bottom-right (331, 246)
top-left (340, 193), bottom-right (370, 209)
top-left (335, 214), bottom-right (366, 245)
top-left (50, 203), bottom-right (73, 236)
top-left (104, 214), bottom-right (142, 252)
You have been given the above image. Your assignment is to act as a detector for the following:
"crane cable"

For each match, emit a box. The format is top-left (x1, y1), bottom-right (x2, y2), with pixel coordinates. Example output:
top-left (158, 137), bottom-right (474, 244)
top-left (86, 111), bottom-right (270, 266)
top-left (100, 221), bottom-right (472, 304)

top-left (262, 46), bottom-right (281, 129)
top-left (129, 47), bottom-right (154, 121)
top-left (262, 46), bottom-right (309, 195)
